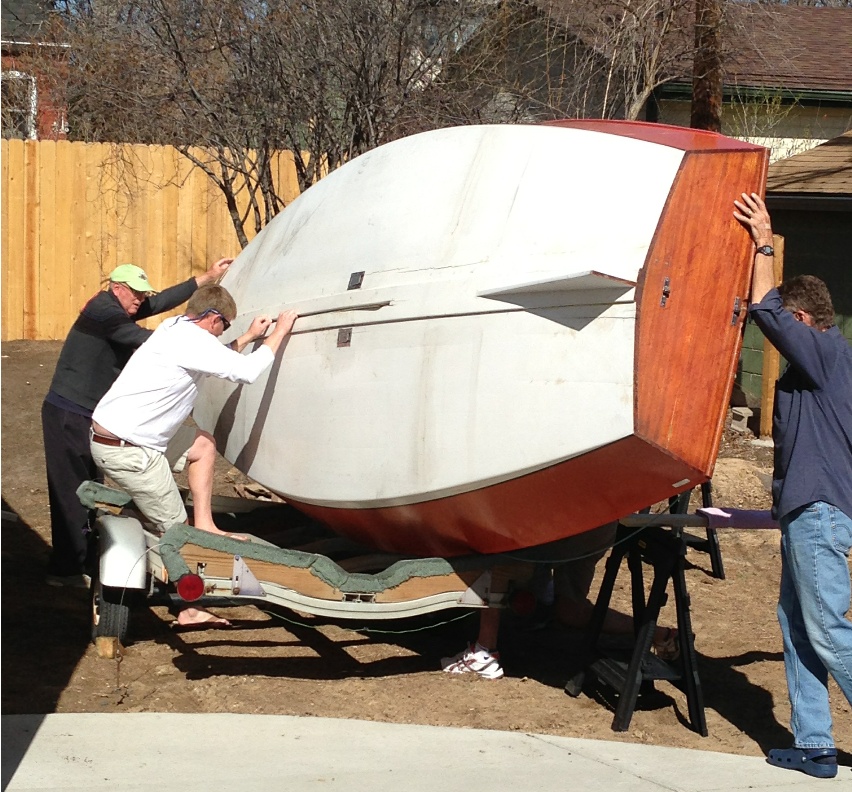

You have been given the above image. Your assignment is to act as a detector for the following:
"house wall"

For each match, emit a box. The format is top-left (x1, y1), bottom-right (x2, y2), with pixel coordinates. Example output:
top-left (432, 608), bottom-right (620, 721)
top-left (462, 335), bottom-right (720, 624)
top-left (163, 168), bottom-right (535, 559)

top-left (770, 206), bottom-right (852, 337)
top-left (738, 322), bottom-right (766, 406)
top-left (1, 52), bottom-right (68, 140)
top-left (657, 98), bottom-right (852, 161)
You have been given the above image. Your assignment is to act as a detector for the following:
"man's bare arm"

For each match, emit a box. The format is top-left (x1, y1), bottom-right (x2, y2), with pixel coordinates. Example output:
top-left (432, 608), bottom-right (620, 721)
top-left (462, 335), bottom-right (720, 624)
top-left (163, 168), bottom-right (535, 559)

top-left (262, 311), bottom-right (299, 356)
top-left (229, 316), bottom-right (273, 353)
top-left (733, 192), bottom-right (775, 304)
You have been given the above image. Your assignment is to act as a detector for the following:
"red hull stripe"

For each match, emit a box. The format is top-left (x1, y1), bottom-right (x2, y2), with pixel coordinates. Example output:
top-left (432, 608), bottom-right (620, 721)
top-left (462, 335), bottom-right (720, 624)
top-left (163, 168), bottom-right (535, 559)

top-left (287, 436), bottom-right (703, 558)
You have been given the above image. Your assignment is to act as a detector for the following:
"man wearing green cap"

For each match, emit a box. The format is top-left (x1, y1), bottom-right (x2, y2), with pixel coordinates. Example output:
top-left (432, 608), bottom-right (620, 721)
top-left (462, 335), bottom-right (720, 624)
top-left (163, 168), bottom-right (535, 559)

top-left (42, 257), bottom-right (232, 587)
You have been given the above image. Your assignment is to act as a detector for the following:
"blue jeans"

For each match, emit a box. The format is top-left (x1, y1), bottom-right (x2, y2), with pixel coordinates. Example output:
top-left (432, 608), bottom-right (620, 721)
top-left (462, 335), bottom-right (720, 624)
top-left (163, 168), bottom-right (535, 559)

top-left (778, 502), bottom-right (852, 748)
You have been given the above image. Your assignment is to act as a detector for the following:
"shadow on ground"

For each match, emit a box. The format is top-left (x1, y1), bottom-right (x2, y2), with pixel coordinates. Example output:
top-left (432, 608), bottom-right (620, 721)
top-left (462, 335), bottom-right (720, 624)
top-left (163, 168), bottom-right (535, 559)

top-left (1, 499), bottom-right (93, 714)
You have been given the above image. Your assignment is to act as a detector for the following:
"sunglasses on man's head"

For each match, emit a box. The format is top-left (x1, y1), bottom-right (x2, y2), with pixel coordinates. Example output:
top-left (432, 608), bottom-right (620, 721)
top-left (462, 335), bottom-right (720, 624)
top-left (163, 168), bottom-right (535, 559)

top-left (213, 310), bottom-right (232, 331)
top-left (191, 308), bottom-right (231, 331)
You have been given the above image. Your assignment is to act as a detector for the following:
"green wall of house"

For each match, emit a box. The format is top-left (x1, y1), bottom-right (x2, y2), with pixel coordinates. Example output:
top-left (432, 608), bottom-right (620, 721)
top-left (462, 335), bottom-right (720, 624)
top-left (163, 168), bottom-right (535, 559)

top-left (738, 322), bottom-right (765, 406)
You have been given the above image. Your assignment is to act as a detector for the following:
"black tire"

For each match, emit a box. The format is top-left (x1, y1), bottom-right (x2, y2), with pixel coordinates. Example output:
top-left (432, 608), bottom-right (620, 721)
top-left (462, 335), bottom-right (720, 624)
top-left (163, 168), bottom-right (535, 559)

top-left (92, 581), bottom-right (132, 644)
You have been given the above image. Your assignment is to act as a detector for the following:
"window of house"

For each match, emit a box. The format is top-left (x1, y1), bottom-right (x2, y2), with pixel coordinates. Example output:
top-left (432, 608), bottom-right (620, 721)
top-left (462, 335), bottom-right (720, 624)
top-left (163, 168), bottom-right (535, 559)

top-left (1, 70), bottom-right (37, 139)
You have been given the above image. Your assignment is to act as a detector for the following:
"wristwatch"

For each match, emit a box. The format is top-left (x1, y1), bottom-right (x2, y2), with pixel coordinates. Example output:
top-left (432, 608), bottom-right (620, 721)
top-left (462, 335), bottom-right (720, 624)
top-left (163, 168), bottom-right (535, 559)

top-left (755, 245), bottom-right (774, 256)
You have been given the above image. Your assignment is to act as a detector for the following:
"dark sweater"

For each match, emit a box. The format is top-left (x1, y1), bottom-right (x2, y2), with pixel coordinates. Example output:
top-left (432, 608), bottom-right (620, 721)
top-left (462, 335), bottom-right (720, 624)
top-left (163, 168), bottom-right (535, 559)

top-left (47, 279), bottom-right (198, 412)
top-left (749, 289), bottom-right (852, 520)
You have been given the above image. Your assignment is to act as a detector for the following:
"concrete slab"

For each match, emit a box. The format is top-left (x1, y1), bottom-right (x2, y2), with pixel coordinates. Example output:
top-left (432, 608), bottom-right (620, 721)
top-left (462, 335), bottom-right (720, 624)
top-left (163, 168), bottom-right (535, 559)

top-left (2, 714), bottom-right (848, 792)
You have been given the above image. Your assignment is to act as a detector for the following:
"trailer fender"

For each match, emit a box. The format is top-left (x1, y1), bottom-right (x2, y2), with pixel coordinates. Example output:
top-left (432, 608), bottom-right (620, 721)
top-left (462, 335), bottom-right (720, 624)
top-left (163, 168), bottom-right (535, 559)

top-left (96, 514), bottom-right (148, 590)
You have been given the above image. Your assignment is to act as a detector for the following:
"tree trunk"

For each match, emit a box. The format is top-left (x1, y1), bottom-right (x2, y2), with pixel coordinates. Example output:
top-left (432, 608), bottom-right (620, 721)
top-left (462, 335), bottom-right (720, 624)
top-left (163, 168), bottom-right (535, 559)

top-left (691, 0), bottom-right (723, 132)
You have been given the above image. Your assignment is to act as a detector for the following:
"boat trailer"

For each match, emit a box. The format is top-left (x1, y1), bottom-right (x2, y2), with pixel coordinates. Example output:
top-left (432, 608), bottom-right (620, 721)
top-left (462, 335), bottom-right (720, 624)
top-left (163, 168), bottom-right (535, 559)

top-left (79, 480), bottom-right (778, 737)
top-left (79, 481), bottom-right (535, 642)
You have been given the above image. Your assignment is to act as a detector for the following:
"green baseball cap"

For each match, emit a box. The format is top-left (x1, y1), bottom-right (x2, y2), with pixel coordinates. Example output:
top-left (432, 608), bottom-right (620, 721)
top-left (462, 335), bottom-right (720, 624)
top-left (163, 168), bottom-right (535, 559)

top-left (109, 264), bottom-right (158, 294)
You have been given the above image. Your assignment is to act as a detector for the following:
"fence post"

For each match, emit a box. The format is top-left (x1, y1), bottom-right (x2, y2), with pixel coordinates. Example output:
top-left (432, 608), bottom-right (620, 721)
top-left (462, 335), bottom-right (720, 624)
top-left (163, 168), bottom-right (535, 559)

top-left (759, 233), bottom-right (785, 438)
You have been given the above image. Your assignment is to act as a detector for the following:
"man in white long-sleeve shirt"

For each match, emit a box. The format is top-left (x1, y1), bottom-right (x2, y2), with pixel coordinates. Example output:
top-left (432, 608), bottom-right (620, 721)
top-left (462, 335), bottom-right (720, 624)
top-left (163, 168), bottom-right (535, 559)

top-left (91, 284), bottom-right (296, 562)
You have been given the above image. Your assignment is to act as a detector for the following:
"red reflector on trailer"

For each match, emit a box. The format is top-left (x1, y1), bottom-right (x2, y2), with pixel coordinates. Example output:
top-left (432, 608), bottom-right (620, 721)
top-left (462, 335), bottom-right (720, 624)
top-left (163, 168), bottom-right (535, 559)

top-left (176, 573), bottom-right (204, 601)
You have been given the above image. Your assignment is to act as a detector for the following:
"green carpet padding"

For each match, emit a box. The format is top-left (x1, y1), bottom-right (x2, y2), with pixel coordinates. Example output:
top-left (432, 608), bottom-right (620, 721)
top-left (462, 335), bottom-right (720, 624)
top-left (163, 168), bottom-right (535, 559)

top-left (80, 481), bottom-right (493, 594)
top-left (77, 480), bottom-right (133, 510)
top-left (158, 524), bottom-right (457, 594)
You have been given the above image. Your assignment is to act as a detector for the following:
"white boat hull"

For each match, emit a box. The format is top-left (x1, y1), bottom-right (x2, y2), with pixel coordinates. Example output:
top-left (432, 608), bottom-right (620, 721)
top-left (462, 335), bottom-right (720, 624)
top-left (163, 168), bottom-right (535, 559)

top-left (194, 121), bottom-right (768, 556)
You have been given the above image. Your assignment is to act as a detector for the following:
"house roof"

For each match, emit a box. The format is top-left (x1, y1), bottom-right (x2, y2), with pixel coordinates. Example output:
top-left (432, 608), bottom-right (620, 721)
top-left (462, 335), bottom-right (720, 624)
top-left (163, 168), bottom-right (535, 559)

top-left (536, 3), bottom-right (852, 102)
top-left (767, 131), bottom-right (852, 196)
top-left (725, 7), bottom-right (852, 97)
top-left (1, 0), bottom-right (52, 44)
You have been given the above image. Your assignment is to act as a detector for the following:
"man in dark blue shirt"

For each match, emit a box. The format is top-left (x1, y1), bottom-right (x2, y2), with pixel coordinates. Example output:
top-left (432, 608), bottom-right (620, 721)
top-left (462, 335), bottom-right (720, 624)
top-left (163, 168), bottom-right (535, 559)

top-left (43, 258), bottom-right (232, 587)
top-left (735, 192), bottom-right (852, 779)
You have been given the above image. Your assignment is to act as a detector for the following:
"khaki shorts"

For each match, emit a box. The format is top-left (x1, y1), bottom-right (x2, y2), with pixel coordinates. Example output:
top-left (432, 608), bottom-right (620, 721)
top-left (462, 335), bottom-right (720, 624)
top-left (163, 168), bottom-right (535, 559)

top-left (90, 424), bottom-right (197, 532)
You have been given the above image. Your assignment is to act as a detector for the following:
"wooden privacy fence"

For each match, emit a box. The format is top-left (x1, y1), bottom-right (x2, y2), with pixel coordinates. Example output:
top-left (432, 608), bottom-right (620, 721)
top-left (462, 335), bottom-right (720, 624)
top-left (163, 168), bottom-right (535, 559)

top-left (1, 139), bottom-right (301, 341)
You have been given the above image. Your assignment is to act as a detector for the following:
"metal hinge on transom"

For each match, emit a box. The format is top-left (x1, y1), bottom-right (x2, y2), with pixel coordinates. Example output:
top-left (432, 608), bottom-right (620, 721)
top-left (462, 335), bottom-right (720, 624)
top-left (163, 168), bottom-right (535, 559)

top-left (731, 296), bottom-right (742, 325)
top-left (337, 328), bottom-right (352, 347)
top-left (348, 271), bottom-right (364, 290)
top-left (660, 276), bottom-right (671, 307)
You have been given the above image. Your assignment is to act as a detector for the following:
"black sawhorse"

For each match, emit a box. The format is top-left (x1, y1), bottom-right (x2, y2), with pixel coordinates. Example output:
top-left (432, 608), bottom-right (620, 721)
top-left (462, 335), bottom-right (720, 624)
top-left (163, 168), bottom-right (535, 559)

top-left (671, 481), bottom-right (725, 580)
top-left (564, 519), bottom-right (707, 736)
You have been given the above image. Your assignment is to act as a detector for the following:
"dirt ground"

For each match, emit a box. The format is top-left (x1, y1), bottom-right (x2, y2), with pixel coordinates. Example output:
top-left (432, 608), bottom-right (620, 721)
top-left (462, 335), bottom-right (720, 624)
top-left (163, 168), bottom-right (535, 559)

top-left (3, 339), bottom-right (850, 760)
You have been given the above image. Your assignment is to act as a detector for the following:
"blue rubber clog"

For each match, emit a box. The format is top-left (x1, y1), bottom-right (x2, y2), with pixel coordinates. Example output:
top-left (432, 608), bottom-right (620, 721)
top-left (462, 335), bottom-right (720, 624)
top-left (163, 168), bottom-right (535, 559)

top-left (767, 747), bottom-right (838, 779)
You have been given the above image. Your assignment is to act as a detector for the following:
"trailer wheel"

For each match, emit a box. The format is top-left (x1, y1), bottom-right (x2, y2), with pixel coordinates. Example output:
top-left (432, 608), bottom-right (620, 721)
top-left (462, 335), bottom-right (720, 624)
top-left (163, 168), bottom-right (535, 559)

top-left (92, 581), bottom-right (131, 645)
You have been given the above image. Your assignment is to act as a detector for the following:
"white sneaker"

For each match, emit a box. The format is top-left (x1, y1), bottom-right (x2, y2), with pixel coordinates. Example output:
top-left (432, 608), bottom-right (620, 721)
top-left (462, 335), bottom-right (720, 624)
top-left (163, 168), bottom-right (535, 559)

top-left (441, 643), bottom-right (504, 679)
